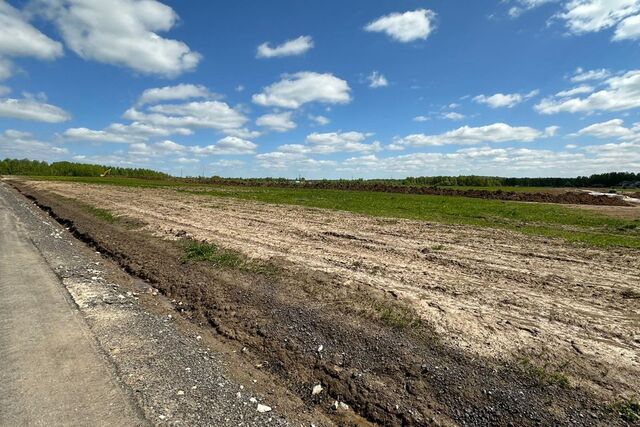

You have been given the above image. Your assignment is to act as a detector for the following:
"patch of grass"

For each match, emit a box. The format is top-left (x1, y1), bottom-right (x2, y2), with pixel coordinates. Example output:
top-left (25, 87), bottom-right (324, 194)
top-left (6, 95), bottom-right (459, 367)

top-left (431, 244), bottom-right (446, 251)
top-left (182, 241), bottom-right (280, 276)
top-left (85, 205), bottom-right (118, 223)
top-left (610, 397), bottom-right (640, 423)
top-left (373, 300), bottom-right (423, 329)
top-left (519, 359), bottom-right (570, 388)
top-left (183, 241), bottom-right (243, 268)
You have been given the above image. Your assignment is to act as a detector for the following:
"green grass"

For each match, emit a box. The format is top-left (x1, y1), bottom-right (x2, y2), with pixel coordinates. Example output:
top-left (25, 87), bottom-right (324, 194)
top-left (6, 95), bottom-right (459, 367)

top-left (519, 359), bottom-right (571, 389)
top-left (24, 176), bottom-right (640, 249)
top-left (610, 397), bottom-right (640, 423)
top-left (85, 205), bottom-right (119, 223)
top-left (182, 187), bottom-right (640, 249)
top-left (182, 241), bottom-right (280, 275)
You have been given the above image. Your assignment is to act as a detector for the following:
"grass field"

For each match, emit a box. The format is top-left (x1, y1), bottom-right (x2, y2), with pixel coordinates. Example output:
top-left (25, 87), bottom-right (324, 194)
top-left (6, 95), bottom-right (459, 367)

top-left (23, 176), bottom-right (640, 248)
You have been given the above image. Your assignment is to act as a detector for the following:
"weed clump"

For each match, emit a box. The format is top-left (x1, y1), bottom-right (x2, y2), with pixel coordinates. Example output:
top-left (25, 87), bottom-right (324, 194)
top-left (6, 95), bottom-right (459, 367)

top-left (182, 241), bottom-right (280, 276)
top-left (610, 397), bottom-right (639, 423)
top-left (519, 359), bottom-right (570, 389)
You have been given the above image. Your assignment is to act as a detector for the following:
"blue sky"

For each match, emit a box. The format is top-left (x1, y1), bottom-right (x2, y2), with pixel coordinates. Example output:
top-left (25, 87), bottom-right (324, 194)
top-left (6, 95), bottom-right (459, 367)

top-left (1, 0), bottom-right (639, 178)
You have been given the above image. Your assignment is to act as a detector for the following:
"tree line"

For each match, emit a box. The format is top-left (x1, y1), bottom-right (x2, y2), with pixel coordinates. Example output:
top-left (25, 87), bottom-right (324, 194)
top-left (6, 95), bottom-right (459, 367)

top-left (0, 159), bottom-right (168, 179)
top-left (2, 158), bottom-right (637, 188)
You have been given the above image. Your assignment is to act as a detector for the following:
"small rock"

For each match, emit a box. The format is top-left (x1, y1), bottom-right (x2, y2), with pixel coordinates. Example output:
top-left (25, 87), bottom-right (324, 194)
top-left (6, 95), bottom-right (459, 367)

top-left (317, 345), bottom-right (323, 352)
top-left (249, 397), bottom-right (257, 403)
top-left (311, 384), bottom-right (323, 396)
top-left (176, 390), bottom-right (184, 396)
top-left (257, 404), bottom-right (272, 413)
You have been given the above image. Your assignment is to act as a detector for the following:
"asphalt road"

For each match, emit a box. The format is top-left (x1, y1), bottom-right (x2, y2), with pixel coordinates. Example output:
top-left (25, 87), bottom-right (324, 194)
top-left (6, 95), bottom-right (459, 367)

top-left (0, 188), bottom-right (146, 426)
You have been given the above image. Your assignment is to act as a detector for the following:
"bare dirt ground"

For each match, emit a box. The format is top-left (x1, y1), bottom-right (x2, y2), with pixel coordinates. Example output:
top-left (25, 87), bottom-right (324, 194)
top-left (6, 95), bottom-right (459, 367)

top-left (14, 180), bottom-right (640, 425)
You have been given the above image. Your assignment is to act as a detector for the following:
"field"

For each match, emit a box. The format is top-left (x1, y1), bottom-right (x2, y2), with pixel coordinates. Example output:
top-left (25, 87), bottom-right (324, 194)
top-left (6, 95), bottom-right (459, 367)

top-left (9, 177), bottom-right (640, 425)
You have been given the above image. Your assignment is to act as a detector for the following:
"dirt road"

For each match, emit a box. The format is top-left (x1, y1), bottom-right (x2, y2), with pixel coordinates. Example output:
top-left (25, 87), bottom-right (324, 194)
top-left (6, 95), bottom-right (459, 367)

top-left (0, 187), bottom-right (145, 426)
top-left (25, 181), bottom-right (640, 402)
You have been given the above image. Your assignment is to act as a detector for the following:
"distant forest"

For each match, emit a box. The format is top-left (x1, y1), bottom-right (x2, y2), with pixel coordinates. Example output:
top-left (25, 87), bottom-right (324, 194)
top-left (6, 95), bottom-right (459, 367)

top-left (0, 159), bottom-right (168, 179)
top-left (1, 158), bottom-right (638, 188)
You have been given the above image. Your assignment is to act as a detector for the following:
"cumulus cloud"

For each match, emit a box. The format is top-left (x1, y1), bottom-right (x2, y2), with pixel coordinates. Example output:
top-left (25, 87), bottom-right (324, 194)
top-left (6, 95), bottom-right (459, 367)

top-left (575, 118), bottom-right (639, 139)
top-left (256, 111), bottom-right (296, 132)
top-left (367, 71), bottom-right (388, 88)
top-left (536, 69), bottom-right (640, 113)
top-left (555, 85), bottom-right (594, 97)
top-left (473, 90), bottom-right (539, 108)
top-left (339, 142), bottom-right (640, 177)
top-left (256, 35), bottom-right (313, 58)
top-left (0, 96), bottom-right (70, 122)
top-left (255, 151), bottom-right (337, 171)
top-left (570, 67), bottom-right (611, 82)
top-left (614, 12), bottom-right (640, 39)
top-left (190, 136), bottom-right (257, 155)
top-left (507, 0), bottom-right (558, 17)
top-left (124, 100), bottom-right (249, 133)
top-left (63, 122), bottom-right (192, 143)
top-left (558, 0), bottom-right (640, 35)
top-left (0, 129), bottom-right (68, 160)
top-left (252, 72), bottom-right (351, 109)
top-left (136, 84), bottom-right (216, 106)
top-left (364, 9), bottom-right (437, 42)
top-left (308, 114), bottom-right (330, 126)
top-left (392, 123), bottom-right (557, 148)
top-left (0, 0), bottom-right (63, 60)
top-left (33, 0), bottom-right (201, 77)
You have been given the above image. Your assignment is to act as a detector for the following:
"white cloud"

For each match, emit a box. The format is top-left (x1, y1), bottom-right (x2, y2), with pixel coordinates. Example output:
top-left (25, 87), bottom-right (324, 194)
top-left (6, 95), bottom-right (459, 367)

top-left (252, 72), bottom-right (351, 109)
top-left (256, 35), bottom-right (313, 58)
top-left (442, 111), bottom-right (465, 120)
top-left (263, 131), bottom-right (381, 161)
top-left (575, 118), bottom-right (638, 138)
top-left (570, 67), bottom-right (611, 82)
top-left (63, 122), bottom-right (192, 143)
top-left (555, 85), bottom-right (594, 97)
top-left (558, 0), bottom-right (640, 35)
top-left (210, 159), bottom-right (244, 169)
top-left (190, 136), bottom-right (257, 155)
top-left (536, 69), bottom-right (640, 114)
top-left (34, 0), bottom-right (201, 77)
top-left (136, 84), bottom-right (216, 106)
top-left (508, 0), bottom-right (558, 17)
top-left (367, 71), bottom-right (388, 88)
top-left (364, 9), bottom-right (437, 43)
top-left (256, 111), bottom-right (296, 132)
top-left (413, 115), bottom-right (430, 122)
top-left (0, 0), bottom-right (63, 60)
top-left (308, 114), bottom-right (330, 126)
top-left (301, 131), bottom-right (381, 153)
top-left (0, 129), bottom-right (68, 160)
top-left (0, 96), bottom-right (70, 122)
top-left (614, 12), bottom-right (640, 38)
top-left (255, 151), bottom-right (337, 171)
top-left (124, 100), bottom-right (249, 133)
top-left (393, 123), bottom-right (557, 148)
top-left (473, 90), bottom-right (539, 108)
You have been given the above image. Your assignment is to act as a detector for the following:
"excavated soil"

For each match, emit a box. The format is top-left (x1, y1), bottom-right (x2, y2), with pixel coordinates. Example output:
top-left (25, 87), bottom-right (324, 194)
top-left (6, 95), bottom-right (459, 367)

top-left (190, 180), bottom-right (631, 206)
top-left (13, 180), bottom-right (640, 426)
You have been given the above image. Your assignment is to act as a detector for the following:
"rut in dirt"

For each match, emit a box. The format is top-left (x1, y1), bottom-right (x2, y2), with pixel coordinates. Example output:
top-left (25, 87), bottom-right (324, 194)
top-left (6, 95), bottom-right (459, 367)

top-left (13, 183), bottom-right (627, 427)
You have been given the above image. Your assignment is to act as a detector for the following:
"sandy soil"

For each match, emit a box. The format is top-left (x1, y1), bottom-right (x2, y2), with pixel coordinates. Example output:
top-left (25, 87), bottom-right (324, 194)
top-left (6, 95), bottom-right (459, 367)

top-left (29, 181), bottom-right (640, 399)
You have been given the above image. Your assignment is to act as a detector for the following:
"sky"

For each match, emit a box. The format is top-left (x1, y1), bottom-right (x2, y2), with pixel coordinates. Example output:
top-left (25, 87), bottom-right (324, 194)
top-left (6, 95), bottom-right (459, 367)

top-left (0, 0), bottom-right (639, 178)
